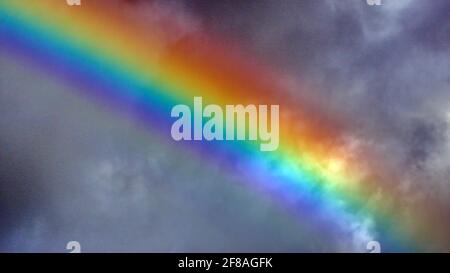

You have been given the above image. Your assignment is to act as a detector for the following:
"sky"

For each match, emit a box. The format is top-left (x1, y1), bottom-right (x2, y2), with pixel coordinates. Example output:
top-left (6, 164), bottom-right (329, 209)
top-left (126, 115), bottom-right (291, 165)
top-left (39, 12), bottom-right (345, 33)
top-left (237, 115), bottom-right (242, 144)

top-left (0, 0), bottom-right (449, 252)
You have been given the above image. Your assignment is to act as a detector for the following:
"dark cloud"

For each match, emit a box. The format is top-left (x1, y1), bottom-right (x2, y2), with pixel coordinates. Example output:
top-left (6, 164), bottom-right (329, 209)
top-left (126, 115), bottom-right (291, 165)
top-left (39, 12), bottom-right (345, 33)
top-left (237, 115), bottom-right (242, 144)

top-left (182, 0), bottom-right (450, 178)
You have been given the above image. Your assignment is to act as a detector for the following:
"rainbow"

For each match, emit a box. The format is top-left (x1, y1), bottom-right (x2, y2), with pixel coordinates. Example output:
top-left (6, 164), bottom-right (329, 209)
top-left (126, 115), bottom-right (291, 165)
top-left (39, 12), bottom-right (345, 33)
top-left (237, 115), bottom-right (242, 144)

top-left (1, 0), bottom-right (448, 252)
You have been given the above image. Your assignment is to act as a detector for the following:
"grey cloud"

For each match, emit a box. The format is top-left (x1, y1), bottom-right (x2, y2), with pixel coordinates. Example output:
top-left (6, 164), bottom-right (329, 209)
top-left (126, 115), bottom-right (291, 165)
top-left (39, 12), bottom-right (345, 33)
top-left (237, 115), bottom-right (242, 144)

top-left (0, 52), bottom-right (334, 252)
